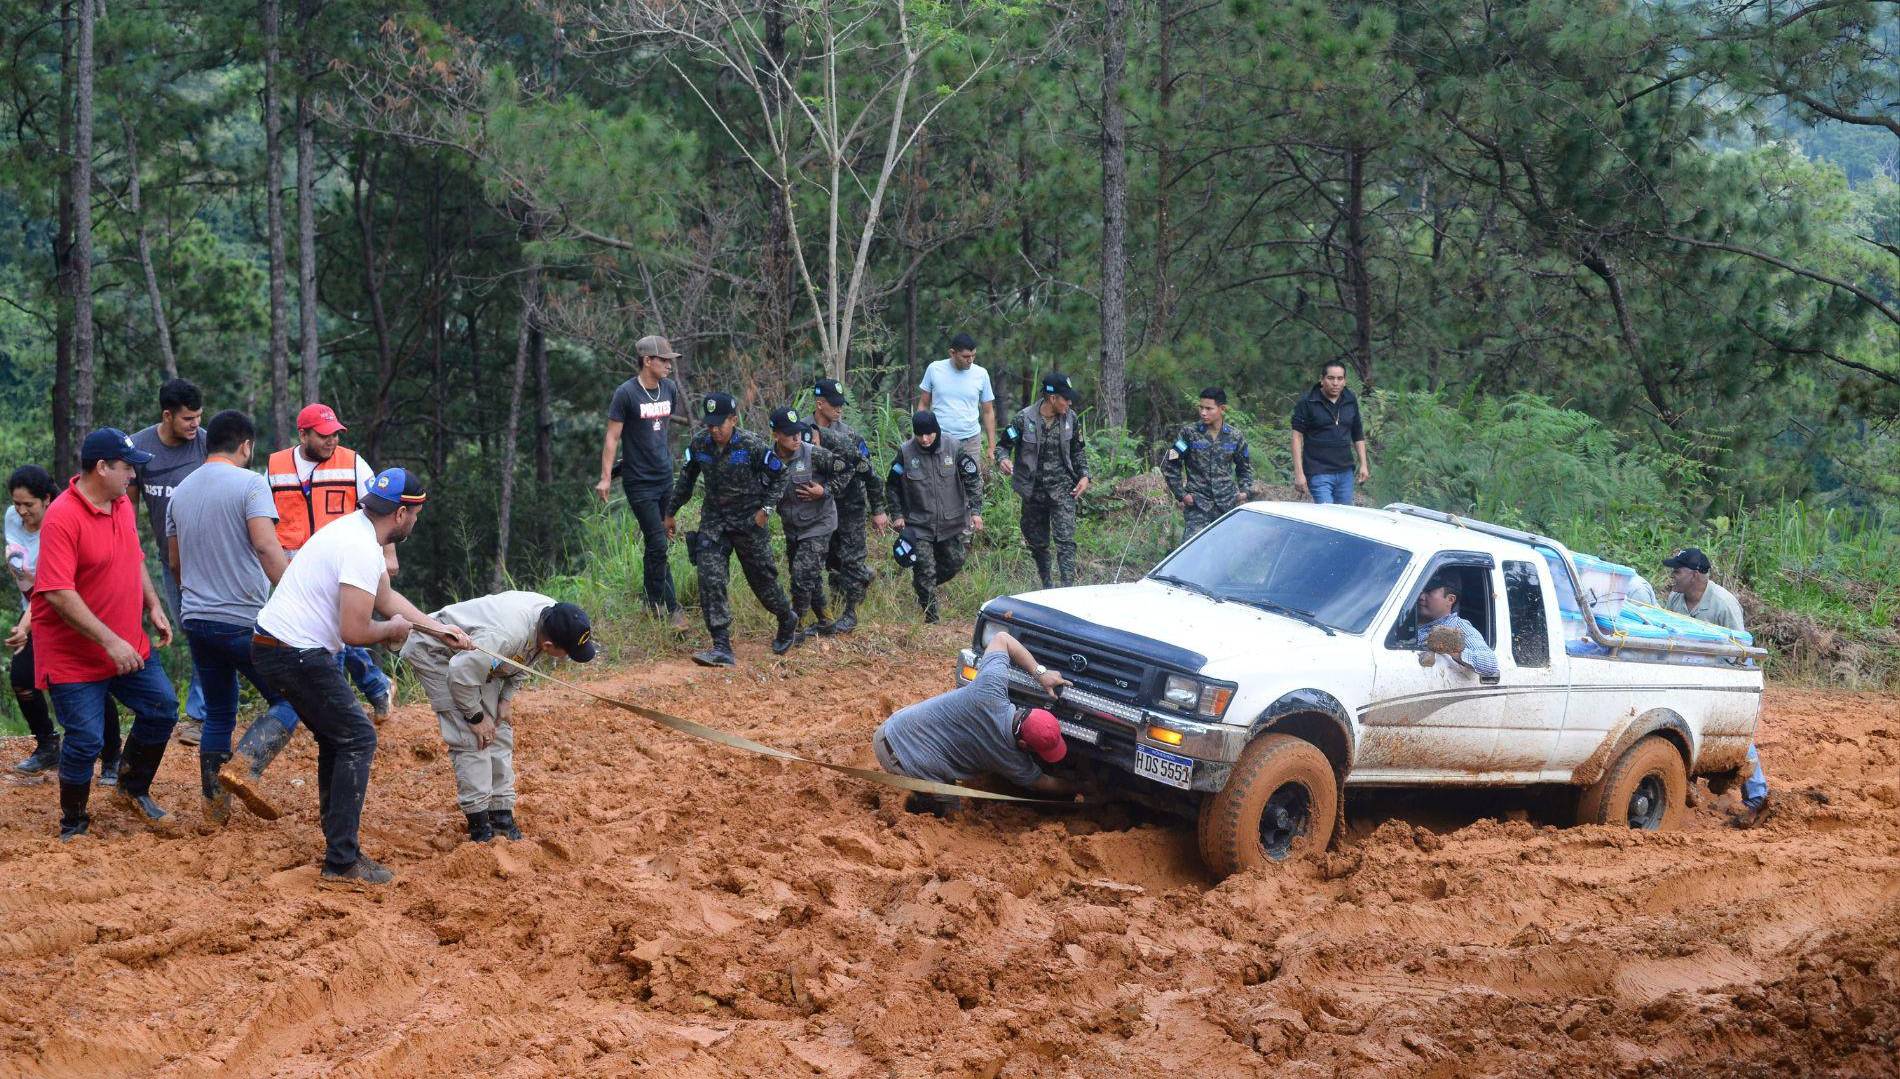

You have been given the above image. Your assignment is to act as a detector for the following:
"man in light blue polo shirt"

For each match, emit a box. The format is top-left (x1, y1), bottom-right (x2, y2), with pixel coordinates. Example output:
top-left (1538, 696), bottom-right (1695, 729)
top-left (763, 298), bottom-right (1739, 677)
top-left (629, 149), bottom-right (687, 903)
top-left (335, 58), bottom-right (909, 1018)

top-left (918, 331), bottom-right (997, 465)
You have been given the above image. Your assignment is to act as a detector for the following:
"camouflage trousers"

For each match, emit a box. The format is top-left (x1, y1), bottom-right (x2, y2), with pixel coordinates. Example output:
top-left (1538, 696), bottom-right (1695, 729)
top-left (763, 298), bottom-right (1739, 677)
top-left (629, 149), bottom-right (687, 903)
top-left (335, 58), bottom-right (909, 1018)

top-left (1020, 491), bottom-right (1078, 589)
top-left (1182, 498), bottom-right (1234, 542)
top-left (825, 499), bottom-right (875, 609)
top-left (910, 534), bottom-right (968, 617)
top-left (785, 529), bottom-right (835, 620)
top-left (691, 520), bottom-right (794, 639)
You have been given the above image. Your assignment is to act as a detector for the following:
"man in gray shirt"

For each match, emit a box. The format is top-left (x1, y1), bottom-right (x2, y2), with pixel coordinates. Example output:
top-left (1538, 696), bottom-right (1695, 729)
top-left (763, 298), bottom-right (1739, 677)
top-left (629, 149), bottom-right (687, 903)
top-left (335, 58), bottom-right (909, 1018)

top-left (1662, 545), bottom-right (1767, 824)
top-left (133, 377), bottom-right (209, 742)
top-left (164, 410), bottom-right (300, 823)
top-left (873, 630), bottom-right (1076, 814)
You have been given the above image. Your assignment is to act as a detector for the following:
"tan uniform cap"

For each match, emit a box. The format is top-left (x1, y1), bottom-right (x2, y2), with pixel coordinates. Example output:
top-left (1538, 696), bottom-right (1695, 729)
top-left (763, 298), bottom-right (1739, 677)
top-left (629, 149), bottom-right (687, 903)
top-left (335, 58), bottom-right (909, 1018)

top-left (635, 335), bottom-right (682, 359)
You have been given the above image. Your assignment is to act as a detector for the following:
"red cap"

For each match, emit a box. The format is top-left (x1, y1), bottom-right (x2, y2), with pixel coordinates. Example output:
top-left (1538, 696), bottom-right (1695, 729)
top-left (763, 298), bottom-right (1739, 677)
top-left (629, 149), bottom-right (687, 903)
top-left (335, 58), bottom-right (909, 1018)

top-left (1017, 708), bottom-right (1067, 764)
top-left (296, 403), bottom-right (347, 436)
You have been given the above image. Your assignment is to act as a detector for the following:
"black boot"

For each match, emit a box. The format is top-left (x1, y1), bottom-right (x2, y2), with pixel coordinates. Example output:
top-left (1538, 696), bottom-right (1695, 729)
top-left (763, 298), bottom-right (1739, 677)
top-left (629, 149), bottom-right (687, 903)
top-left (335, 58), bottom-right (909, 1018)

top-left (98, 753), bottom-right (119, 788)
top-left (218, 711), bottom-right (295, 820)
top-left (200, 751), bottom-right (233, 825)
top-left (831, 602), bottom-right (858, 635)
top-left (1032, 549), bottom-right (1055, 591)
top-left (59, 781), bottom-right (91, 840)
top-left (692, 635), bottom-right (737, 667)
top-left (489, 808), bottom-right (523, 841)
top-left (14, 735), bottom-right (60, 775)
top-left (772, 614), bottom-right (801, 655)
top-left (813, 607), bottom-right (837, 636)
top-left (465, 810), bottom-right (494, 843)
top-left (922, 597), bottom-right (941, 624)
top-left (112, 738), bottom-right (171, 825)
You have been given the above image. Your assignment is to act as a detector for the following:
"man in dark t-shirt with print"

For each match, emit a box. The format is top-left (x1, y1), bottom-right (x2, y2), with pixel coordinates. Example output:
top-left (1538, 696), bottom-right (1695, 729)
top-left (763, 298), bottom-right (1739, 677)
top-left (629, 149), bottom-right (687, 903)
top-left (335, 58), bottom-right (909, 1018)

top-left (597, 335), bottom-right (689, 628)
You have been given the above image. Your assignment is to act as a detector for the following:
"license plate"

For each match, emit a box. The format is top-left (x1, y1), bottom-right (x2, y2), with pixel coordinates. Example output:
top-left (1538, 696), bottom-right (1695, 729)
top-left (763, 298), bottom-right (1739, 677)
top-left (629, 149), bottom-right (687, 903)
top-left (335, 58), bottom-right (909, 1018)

top-left (1134, 745), bottom-right (1194, 790)
top-left (1058, 720), bottom-right (1099, 745)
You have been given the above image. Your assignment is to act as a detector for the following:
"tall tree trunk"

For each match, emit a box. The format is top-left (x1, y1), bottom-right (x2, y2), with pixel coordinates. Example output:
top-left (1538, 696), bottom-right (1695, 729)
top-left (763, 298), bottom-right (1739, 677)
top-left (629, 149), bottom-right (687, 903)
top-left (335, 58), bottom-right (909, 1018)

top-left (353, 147), bottom-right (396, 462)
top-left (52, 0), bottom-right (75, 477)
top-left (532, 320), bottom-right (551, 483)
top-left (296, 82), bottom-right (319, 403)
top-left (494, 264), bottom-right (539, 590)
top-left (72, 0), bottom-right (96, 435)
top-left (759, 3), bottom-right (792, 377)
top-left (1097, 0), bottom-right (1130, 428)
top-left (1344, 144), bottom-right (1374, 389)
top-left (265, 0), bottom-right (291, 442)
top-left (122, 119), bottom-right (177, 379)
top-left (428, 159), bottom-right (447, 477)
top-left (1149, 0), bottom-right (1176, 344)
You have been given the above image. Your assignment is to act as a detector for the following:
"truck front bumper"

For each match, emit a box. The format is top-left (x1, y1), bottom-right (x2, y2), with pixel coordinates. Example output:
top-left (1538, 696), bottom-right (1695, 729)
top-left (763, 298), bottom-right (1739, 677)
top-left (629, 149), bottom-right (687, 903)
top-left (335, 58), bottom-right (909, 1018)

top-left (956, 649), bottom-right (1242, 793)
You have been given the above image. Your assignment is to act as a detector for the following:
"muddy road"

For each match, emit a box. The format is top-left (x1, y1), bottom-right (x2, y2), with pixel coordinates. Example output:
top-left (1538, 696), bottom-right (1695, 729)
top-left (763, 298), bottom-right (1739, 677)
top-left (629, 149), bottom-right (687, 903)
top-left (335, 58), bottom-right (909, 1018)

top-left (2, 623), bottom-right (1896, 1077)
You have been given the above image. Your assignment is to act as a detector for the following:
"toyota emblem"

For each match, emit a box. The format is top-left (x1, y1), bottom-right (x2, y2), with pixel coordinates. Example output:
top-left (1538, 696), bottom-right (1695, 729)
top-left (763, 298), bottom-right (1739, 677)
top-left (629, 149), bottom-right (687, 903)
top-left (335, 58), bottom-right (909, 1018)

top-left (1068, 653), bottom-right (1089, 673)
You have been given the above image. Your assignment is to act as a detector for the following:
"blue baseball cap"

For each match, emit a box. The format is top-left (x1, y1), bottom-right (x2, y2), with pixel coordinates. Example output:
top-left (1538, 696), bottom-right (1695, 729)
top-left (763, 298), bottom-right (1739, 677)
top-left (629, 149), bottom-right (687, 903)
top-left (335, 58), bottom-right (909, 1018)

top-left (701, 392), bottom-right (737, 425)
top-left (80, 428), bottom-right (153, 467)
top-left (362, 467), bottom-right (429, 514)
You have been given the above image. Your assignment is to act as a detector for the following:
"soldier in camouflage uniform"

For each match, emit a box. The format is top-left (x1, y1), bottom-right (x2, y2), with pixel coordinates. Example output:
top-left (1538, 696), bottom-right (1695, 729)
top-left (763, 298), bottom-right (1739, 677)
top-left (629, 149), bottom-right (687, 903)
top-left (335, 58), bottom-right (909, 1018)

top-left (768, 406), bottom-right (852, 637)
top-left (885, 411), bottom-right (983, 623)
top-left (1161, 386), bottom-right (1255, 540)
top-left (665, 393), bottom-right (802, 666)
top-left (996, 372), bottom-right (1090, 589)
top-left (807, 378), bottom-right (887, 634)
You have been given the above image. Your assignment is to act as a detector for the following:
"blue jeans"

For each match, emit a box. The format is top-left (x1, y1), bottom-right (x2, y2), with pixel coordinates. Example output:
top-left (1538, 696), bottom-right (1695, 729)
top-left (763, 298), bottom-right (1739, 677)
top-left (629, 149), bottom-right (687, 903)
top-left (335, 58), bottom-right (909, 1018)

top-left (48, 663), bottom-right (179, 785)
top-left (339, 645), bottom-right (390, 705)
top-left (183, 619), bottom-right (301, 755)
top-left (161, 566), bottom-right (207, 722)
top-left (1308, 470), bottom-right (1355, 505)
top-left (1742, 743), bottom-right (1769, 809)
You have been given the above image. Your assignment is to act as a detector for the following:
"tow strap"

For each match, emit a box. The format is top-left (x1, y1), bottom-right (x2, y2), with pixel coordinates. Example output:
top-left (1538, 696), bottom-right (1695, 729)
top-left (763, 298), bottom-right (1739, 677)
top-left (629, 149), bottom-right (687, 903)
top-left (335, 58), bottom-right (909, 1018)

top-left (415, 626), bottom-right (1058, 803)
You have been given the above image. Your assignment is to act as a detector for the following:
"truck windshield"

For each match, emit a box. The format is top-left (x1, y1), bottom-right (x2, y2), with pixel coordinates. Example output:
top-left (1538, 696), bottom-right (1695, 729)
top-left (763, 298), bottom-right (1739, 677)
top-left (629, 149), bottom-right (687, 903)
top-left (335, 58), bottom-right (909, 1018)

top-left (1149, 510), bottom-right (1411, 634)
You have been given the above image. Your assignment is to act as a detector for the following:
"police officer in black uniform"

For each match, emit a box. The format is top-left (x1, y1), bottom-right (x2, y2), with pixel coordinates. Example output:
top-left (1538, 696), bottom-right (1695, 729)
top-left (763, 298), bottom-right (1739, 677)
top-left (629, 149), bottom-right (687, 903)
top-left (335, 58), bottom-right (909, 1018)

top-left (885, 411), bottom-right (983, 623)
top-left (665, 393), bottom-right (801, 666)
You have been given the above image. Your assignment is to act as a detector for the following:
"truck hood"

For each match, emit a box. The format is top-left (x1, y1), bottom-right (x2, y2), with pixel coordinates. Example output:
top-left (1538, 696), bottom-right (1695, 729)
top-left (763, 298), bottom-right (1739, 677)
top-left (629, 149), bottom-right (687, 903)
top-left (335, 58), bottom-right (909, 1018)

top-left (1006, 579), bottom-right (1339, 667)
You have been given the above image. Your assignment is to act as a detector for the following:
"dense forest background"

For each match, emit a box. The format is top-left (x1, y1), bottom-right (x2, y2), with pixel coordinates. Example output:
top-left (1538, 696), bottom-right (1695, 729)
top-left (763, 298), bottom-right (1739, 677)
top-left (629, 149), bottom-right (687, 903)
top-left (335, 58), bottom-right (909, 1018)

top-left (1, 0), bottom-right (1896, 618)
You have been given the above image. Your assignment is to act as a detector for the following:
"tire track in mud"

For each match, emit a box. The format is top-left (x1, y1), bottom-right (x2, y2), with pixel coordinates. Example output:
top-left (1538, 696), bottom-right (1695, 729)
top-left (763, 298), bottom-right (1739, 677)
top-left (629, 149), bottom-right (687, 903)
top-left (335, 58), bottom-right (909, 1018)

top-left (0, 626), bottom-right (1895, 1077)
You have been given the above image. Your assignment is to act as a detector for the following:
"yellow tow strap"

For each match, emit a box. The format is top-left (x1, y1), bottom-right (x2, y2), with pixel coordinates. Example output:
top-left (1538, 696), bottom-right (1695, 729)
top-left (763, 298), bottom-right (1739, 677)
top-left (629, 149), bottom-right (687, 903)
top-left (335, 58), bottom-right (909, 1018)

top-left (414, 626), bottom-right (1058, 803)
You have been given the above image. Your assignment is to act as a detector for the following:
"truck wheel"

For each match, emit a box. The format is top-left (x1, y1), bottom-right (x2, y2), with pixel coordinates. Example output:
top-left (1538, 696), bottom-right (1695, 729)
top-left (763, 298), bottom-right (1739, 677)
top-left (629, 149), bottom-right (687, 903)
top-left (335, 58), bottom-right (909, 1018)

top-left (1577, 736), bottom-right (1686, 831)
top-left (1197, 734), bottom-right (1337, 877)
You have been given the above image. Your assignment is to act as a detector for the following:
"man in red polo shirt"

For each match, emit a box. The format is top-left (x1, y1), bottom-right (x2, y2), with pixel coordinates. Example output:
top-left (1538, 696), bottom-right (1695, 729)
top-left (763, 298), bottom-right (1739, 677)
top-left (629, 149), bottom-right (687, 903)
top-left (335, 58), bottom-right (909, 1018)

top-left (33, 428), bottom-right (182, 840)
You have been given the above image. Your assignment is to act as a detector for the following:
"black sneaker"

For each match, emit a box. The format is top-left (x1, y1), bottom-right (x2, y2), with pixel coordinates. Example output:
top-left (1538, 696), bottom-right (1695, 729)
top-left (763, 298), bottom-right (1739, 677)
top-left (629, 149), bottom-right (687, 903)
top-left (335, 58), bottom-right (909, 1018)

top-left (320, 857), bottom-right (395, 886)
top-left (14, 741), bottom-right (59, 775)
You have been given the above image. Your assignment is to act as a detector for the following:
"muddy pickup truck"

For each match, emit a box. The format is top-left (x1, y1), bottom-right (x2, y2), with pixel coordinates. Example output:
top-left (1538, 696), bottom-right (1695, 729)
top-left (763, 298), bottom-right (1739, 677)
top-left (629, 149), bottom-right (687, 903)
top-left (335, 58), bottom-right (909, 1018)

top-left (958, 502), bottom-right (1765, 877)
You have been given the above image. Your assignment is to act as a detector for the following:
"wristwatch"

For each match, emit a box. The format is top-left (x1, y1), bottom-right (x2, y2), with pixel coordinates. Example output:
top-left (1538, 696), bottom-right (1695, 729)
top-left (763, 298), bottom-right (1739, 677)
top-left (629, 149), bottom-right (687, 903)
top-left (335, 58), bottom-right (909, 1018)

top-left (1032, 664), bottom-right (1048, 677)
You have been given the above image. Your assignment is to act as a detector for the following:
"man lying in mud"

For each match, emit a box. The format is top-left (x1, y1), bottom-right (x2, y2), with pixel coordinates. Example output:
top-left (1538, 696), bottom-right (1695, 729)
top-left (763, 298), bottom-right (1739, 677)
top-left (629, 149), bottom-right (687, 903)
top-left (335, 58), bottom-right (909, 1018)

top-left (872, 629), bottom-right (1077, 815)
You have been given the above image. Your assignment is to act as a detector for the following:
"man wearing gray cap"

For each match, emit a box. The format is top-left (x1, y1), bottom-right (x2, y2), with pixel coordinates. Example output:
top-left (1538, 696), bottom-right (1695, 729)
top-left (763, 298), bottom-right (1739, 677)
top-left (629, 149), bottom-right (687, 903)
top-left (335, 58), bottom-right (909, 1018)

top-left (599, 335), bottom-right (689, 630)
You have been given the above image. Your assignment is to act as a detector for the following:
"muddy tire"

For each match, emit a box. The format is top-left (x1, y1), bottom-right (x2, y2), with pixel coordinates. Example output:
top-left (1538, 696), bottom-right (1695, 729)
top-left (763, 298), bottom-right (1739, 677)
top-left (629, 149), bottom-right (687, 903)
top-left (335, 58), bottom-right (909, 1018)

top-left (1577, 735), bottom-right (1686, 831)
top-left (1197, 734), bottom-right (1337, 878)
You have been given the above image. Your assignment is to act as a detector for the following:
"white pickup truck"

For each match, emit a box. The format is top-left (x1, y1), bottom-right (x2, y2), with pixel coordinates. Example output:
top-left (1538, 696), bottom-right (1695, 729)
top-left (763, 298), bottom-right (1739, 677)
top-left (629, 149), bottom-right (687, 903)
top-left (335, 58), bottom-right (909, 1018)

top-left (958, 502), bottom-right (1765, 877)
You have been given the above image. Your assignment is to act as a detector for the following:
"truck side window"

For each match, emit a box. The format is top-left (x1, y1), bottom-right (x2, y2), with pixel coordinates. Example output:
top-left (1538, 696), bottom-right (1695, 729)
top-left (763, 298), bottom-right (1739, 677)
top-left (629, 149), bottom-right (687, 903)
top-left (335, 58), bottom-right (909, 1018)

top-left (1385, 557), bottom-right (1495, 650)
top-left (1503, 560), bottom-right (1550, 669)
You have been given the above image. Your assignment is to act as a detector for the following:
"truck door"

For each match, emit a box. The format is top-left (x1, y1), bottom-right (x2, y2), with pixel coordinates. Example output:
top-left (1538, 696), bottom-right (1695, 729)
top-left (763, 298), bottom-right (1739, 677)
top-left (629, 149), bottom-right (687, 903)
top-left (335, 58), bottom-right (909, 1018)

top-left (1483, 559), bottom-right (1571, 776)
top-left (1361, 553), bottom-right (1503, 778)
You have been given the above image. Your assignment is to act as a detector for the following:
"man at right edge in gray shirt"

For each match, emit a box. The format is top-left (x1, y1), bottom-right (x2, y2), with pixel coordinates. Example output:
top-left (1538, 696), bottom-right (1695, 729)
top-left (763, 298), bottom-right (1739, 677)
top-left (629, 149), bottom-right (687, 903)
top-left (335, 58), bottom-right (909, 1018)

top-left (873, 630), bottom-right (1077, 815)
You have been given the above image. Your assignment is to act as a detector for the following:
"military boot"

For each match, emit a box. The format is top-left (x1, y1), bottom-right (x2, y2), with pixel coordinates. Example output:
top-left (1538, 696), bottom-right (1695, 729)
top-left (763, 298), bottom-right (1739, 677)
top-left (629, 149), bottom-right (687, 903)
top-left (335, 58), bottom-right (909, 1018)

top-left (692, 635), bottom-right (737, 668)
top-left (218, 711), bottom-right (295, 820)
top-left (13, 734), bottom-right (60, 775)
top-left (465, 810), bottom-right (494, 843)
top-left (489, 808), bottom-right (523, 841)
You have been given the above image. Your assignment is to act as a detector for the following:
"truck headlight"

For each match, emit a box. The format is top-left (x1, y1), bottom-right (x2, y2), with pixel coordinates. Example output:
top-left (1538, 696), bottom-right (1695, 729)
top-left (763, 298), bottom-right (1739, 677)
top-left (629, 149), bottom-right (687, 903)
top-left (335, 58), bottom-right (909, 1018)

top-left (1160, 674), bottom-right (1235, 719)
top-left (975, 618), bottom-right (1003, 651)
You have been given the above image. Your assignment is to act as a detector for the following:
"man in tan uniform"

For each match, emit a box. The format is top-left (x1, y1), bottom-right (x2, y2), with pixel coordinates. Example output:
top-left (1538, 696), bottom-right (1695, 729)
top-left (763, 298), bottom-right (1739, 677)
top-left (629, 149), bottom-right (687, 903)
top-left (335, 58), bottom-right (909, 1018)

top-left (399, 591), bottom-right (596, 842)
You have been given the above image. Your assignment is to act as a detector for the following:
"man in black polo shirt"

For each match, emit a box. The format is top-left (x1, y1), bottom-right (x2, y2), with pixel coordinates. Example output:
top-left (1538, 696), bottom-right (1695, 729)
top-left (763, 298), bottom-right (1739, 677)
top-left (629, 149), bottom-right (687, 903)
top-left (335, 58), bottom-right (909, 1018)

top-left (597, 335), bottom-right (689, 630)
top-left (1290, 360), bottom-right (1370, 505)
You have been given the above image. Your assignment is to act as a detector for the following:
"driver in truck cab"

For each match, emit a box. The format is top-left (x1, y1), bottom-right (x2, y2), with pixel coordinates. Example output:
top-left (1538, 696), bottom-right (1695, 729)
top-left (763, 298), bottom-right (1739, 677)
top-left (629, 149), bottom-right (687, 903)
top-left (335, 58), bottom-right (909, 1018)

top-left (873, 629), bottom-right (1077, 815)
top-left (1413, 575), bottom-right (1500, 679)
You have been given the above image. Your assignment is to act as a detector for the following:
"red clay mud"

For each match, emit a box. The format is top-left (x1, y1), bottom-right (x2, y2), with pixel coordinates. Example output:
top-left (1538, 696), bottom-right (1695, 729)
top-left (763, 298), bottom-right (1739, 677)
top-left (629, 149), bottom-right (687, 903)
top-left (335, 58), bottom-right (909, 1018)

top-left (1, 623), bottom-right (1896, 1077)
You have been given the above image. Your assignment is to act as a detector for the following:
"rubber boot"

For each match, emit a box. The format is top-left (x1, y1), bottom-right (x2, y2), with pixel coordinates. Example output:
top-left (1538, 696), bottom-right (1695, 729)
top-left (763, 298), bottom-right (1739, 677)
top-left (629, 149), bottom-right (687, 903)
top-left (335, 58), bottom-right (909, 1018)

top-left (14, 735), bottom-right (60, 775)
top-left (218, 711), bottom-right (295, 821)
top-left (772, 614), bottom-right (800, 655)
top-left (112, 738), bottom-right (171, 826)
top-left (59, 781), bottom-right (91, 841)
top-left (830, 602), bottom-right (858, 636)
top-left (200, 751), bottom-right (232, 826)
top-left (490, 808), bottom-right (523, 841)
top-left (465, 810), bottom-right (494, 843)
top-left (98, 750), bottom-right (119, 788)
top-left (1032, 549), bottom-right (1055, 591)
top-left (692, 635), bottom-right (737, 668)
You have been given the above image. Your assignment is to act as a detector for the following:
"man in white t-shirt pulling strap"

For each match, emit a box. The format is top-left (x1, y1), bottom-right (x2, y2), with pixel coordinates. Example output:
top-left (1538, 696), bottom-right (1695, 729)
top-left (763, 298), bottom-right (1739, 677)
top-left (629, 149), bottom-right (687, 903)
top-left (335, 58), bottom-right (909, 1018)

top-left (250, 468), bottom-right (473, 886)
